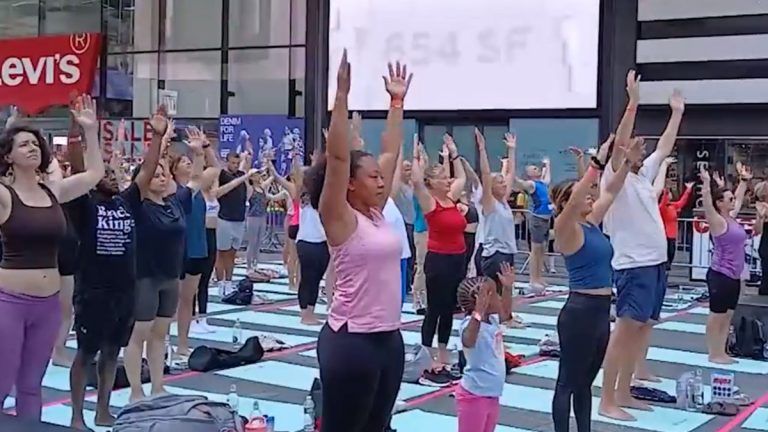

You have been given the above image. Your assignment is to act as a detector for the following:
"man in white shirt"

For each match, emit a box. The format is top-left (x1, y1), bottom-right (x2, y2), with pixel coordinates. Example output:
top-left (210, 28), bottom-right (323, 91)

top-left (598, 72), bottom-right (685, 422)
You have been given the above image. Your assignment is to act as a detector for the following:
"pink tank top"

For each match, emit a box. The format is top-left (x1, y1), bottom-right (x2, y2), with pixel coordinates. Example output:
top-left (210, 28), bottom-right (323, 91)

top-left (328, 209), bottom-right (402, 333)
top-left (288, 199), bottom-right (300, 226)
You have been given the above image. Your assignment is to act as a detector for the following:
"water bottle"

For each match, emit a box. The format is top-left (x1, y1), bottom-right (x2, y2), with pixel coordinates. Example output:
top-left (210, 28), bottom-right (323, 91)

top-left (727, 325), bottom-right (736, 354)
top-left (303, 395), bottom-right (315, 432)
top-left (165, 335), bottom-right (174, 368)
top-left (232, 319), bottom-right (243, 350)
top-left (227, 384), bottom-right (239, 413)
top-left (693, 369), bottom-right (704, 409)
top-left (685, 378), bottom-right (697, 411)
top-left (249, 400), bottom-right (263, 422)
top-left (266, 416), bottom-right (275, 432)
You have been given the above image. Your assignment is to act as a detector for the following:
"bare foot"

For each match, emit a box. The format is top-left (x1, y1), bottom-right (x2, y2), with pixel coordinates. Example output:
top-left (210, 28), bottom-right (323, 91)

top-left (301, 318), bottom-right (323, 326)
top-left (94, 412), bottom-right (116, 427)
top-left (618, 396), bottom-right (654, 411)
top-left (151, 387), bottom-right (167, 396)
top-left (129, 391), bottom-right (146, 404)
top-left (709, 355), bottom-right (738, 365)
top-left (598, 403), bottom-right (636, 421)
top-left (70, 418), bottom-right (94, 431)
top-left (634, 374), bottom-right (662, 383)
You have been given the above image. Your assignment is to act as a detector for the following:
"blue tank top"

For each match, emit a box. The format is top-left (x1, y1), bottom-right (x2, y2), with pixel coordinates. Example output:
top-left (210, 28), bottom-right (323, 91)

top-left (413, 196), bottom-right (427, 233)
top-left (564, 223), bottom-right (613, 290)
top-left (530, 180), bottom-right (552, 217)
top-left (185, 191), bottom-right (208, 259)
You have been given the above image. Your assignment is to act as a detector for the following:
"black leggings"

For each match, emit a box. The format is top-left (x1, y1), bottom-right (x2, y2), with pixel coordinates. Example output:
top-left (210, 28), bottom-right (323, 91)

top-left (296, 240), bottom-right (330, 309)
top-left (463, 232), bottom-right (476, 274)
top-left (317, 324), bottom-right (404, 432)
top-left (552, 292), bottom-right (611, 432)
top-left (422, 251), bottom-right (466, 346)
top-left (193, 228), bottom-right (216, 316)
top-left (666, 238), bottom-right (676, 270)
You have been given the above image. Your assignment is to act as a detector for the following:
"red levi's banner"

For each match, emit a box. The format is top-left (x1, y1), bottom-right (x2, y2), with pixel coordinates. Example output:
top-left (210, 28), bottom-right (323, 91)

top-left (0, 33), bottom-right (101, 115)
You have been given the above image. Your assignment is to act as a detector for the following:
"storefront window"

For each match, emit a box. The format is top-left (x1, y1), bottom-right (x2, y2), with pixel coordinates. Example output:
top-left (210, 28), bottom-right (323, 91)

top-left (228, 48), bottom-right (290, 115)
top-left (102, 53), bottom-right (159, 119)
top-left (160, 51), bottom-right (221, 118)
top-left (290, 47), bottom-right (305, 117)
top-left (291, 0), bottom-right (306, 45)
top-left (163, 0), bottom-right (222, 50)
top-left (229, 0), bottom-right (291, 47)
top-left (0, 0), bottom-right (39, 39)
top-left (105, 0), bottom-right (160, 53)
top-left (41, 0), bottom-right (100, 35)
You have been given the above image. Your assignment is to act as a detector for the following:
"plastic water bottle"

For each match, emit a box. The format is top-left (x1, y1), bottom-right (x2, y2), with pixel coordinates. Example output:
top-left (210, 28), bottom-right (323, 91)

top-left (232, 319), bottom-right (243, 350)
top-left (266, 416), bottom-right (275, 432)
top-left (727, 326), bottom-right (737, 353)
top-left (685, 378), bottom-right (697, 411)
top-left (249, 400), bottom-right (263, 422)
top-left (693, 369), bottom-right (704, 409)
top-left (227, 384), bottom-right (240, 413)
top-left (303, 395), bottom-right (315, 431)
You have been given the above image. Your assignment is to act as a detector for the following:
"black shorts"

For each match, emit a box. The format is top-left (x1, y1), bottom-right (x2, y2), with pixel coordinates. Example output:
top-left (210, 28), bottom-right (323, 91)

top-left (74, 287), bottom-right (135, 354)
top-left (480, 251), bottom-right (515, 293)
top-left (707, 268), bottom-right (741, 313)
top-left (287, 224), bottom-right (299, 240)
top-left (183, 257), bottom-right (208, 277)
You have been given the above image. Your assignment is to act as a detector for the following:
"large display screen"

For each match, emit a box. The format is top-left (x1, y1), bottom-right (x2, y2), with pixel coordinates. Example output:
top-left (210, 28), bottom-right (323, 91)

top-left (328, 0), bottom-right (600, 111)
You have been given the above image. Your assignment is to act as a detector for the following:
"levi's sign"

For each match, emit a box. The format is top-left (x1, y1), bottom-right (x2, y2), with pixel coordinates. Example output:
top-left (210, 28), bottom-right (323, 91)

top-left (0, 33), bottom-right (101, 114)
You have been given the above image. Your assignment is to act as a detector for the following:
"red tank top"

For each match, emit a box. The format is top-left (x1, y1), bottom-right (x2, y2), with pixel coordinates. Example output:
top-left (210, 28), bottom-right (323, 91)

top-left (425, 200), bottom-right (467, 254)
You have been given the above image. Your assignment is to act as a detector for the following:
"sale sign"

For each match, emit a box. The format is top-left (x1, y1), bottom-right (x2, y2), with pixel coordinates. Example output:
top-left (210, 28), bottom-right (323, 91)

top-left (0, 33), bottom-right (101, 114)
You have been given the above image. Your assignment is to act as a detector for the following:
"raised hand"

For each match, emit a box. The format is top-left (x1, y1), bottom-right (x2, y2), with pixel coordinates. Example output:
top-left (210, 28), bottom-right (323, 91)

top-left (247, 168), bottom-right (259, 177)
top-left (542, 157), bottom-right (550, 166)
top-left (567, 146), bottom-right (583, 157)
top-left (663, 157), bottom-right (676, 165)
top-left (669, 89), bottom-right (685, 113)
top-left (623, 137), bottom-right (645, 164)
top-left (504, 132), bottom-right (517, 150)
top-left (443, 134), bottom-right (458, 156)
top-left (685, 181), bottom-right (695, 189)
top-left (474, 128), bottom-right (486, 151)
top-left (439, 144), bottom-right (449, 160)
top-left (712, 171), bottom-right (725, 189)
top-left (596, 134), bottom-right (615, 164)
top-left (185, 126), bottom-right (207, 151)
top-left (336, 49), bottom-right (351, 96)
top-left (475, 284), bottom-right (492, 318)
top-left (351, 112), bottom-right (363, 133)
top-left (737, 161), bottom-right (753, 181)
top-left (70, 94), bottom-right (98, 131)
top-left (497, 262), bottom-right (515, 288)
top-left (149, 106), bottom-right (169, 136)
top-left (626, 70), bottom-right (641, 103)
top-left (699, 165), bottom-right (711, 184)
top-left (383, 61), bottom-right (413, 100)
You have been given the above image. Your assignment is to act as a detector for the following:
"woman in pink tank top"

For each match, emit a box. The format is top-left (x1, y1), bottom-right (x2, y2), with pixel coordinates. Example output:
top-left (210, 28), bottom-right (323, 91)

top-left (305, 51), bottom-right (413, 432)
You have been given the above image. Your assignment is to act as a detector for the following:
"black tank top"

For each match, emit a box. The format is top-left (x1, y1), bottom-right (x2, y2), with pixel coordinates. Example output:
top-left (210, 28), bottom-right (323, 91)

top-left (0, 184), bottom-right (67, 269)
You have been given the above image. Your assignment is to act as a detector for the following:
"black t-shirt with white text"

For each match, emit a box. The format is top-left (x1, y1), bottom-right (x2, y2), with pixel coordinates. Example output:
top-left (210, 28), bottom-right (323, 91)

top-left (218, 169), bottom-right (246, 222)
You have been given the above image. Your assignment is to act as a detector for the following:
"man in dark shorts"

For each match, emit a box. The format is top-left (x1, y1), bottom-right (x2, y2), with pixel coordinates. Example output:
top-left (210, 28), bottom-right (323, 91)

top-left (68, 165), bottom-right (139, 430)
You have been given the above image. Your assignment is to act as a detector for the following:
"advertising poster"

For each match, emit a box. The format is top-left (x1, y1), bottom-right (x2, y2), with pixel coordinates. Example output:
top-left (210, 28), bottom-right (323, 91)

top-left (219, 115), bottom-right (305, 176)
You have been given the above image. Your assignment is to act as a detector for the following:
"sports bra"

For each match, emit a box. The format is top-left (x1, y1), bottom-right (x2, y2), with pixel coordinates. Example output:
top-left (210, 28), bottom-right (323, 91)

top-left (0, 184), bottom-right (67, 269)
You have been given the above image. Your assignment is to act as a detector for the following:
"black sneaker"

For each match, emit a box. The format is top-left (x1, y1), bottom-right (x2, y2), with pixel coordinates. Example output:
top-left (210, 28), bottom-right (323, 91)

top-left (418, 370), bottom-right (451, 387)
top-left (416, 308), bottom-right (426, 316)
top-left (444, 364), bottom-right (462, 383)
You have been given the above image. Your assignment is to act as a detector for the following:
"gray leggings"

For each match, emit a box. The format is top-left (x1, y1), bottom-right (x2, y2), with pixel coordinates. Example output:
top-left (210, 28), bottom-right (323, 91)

top-left (246, 216), bottom-right (267, 268)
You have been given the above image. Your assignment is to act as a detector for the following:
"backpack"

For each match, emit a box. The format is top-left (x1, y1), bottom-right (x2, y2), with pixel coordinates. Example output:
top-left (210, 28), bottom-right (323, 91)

top-left (402, 345), bottom-right (432, 383)
top-left (188, 336), bottom-right (264, 372)
top-left (113, 394), bottom-right (244, 432)
top-left (730, 316), bottom-right (767, 360)
top-left (222, 279), bottom-right (253, 305)
top-left (86, 358), bottom-right (152, 390)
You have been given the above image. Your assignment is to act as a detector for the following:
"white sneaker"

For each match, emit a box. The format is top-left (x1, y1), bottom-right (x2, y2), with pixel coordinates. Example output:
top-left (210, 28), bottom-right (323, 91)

top-left (190, 319), bottom-right (206, 334)
top-left (217, 281), bottom-right (227, 297)
top-left (199, 318), bottom-right (216, 333)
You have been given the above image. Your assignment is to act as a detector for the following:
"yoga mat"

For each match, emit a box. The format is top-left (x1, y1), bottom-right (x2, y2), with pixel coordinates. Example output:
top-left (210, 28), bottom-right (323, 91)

top-left (513, 360), bottom-right (714, 401)
top-left (499, 383), bottom-right (713, 432)
top-left (169, 323), bottom-right (315, 347)
top-left (41, 405), bottom-right (109, 432)
top-left (300, 340), bottom-right (539, 359)
top-left (216, 361), bottom-right (437, 401)
top-left (89, 385), bottom-right (305, 432)
top-left (41, 363), bottom-right (72, 391)
top-left (3, 396), bottom-right (14, 409)
top-left (743, 407), bottom-right (768, 430)
top-left (282, 303), bottom-right (419, 317)
top-left (215, 311), bottom-right (324, 332)
top-left (391, 409), bottom-right (534, 432)
top-left (648, 347), bottom-right (768, 374)
top-left (206, 302), bottom-right (247, 313)
top-left (656, 321), bottom-right (706, 335)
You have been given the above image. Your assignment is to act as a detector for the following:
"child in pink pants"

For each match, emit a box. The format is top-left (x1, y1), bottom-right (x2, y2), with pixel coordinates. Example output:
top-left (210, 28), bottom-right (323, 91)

top-left (456, 269), bottom-right (513, 432)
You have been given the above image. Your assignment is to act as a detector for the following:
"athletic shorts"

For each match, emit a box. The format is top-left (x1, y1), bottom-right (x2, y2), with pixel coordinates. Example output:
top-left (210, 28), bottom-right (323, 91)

top-left (480, 251), bottom-right (515, 292)
top-left (134, 278), bottom-right (179, 322)
top-left (74, 287), bottom-right (135, 354)
top-left (527, 215), bottom-right (551, 244)
top-left (183, 257), bottom-right (208, 277)
top-left (287, 224), bottom-right (299, 241)
top-left (707, 269), bottom-right (741, 313)
top-left (216, 219), bottom-right (245, 251)
top-left (614, 263), bottom-right (667, 323)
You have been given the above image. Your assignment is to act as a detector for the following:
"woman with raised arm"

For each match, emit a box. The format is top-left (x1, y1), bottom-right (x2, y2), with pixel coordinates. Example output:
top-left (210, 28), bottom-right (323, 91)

top-left (310, 51), bottom-right (412, 432)
top-left (0, 95), bottom-right (104, 420)
top-left (698, 162), bottom-right (751, 364)
top-left (269, 158), bottom-right (302, 291)
top-left (549, 135), bottom-right (641, 432)
top-left (412, 133), bottom-right (467, 376)
top-left (476, 129), bottom-right (517, 322)
top-left (170, 126), bottom-right (219, 359)
top-left (245, 167), bottom-right (274, 278)
top-left (653, 157), bottom-right (694, 269)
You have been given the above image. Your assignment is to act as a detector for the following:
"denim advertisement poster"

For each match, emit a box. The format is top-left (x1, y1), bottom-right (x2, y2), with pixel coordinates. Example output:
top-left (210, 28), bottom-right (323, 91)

top-left (219, 115), bottom-right (305, 176)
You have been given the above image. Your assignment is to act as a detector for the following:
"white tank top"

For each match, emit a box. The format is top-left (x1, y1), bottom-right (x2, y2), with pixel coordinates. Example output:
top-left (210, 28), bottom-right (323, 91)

top-left (205, 198), bottom-right (220, 218)
top-left (296, 206), bottom-right (327, 243)
top-left (383, 198), bottom-right (410, 260)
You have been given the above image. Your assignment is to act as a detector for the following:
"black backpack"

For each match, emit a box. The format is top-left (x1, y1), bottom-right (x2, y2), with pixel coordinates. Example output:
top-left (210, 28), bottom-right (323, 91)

top-left (221, 279), bottom-right (253, 305)
top-left (729, 316), bottom-right (767, 360)
top-left (188, 336), bottom-right (264, 372)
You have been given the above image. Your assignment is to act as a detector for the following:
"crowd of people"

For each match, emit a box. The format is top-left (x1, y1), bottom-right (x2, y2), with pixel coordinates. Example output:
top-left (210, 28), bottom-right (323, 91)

top-left (0, 49), bottom-right (752, 432)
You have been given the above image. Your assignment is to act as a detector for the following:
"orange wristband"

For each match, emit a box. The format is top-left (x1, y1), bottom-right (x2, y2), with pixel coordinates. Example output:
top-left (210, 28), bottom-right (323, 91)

top-left (390, 98), bottom-right (404, 109)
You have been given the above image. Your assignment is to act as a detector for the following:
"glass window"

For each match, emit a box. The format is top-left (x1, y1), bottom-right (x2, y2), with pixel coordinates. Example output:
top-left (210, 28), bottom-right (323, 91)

top-left (102, 53), bottom-right (159, 119)
top-left (0, 0), bottom-right (39, 39)
top-left (41, 0), bottom-right (100, 35)
top-left (105, 0), bottom-right (160, 53)
top-left (483, 125), bottom-right (510, 173)
top-left (229, 0), bottom-right (290, 47)
top-left (228, 48), bottom-right (289, 115)
top-left (160, 51), bottom-right (221, 118)
top-left (422, 125), bottom-right (448, 162)
top-left (291, 0), bottom-right (306, 45)
top-left (290, 47), bottom-right (305, 117)
top-left (163, 0), bottom-right (221, 50)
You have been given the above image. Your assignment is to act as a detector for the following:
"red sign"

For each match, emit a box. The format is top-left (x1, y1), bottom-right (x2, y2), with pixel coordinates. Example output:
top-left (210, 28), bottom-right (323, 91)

top-left (0, 33), bottom-right (101, 114)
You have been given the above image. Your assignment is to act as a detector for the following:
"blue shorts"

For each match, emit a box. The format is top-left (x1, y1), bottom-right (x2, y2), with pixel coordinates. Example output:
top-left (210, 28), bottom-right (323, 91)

top-left (614, 263), bottom-right (667, 323)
